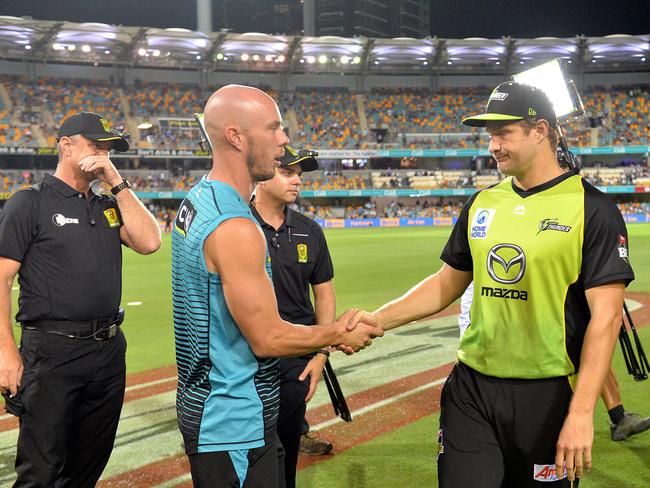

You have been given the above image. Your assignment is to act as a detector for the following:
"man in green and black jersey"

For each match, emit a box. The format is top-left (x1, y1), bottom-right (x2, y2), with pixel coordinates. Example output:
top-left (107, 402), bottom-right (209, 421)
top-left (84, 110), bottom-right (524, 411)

top-left (347, 81), bottom-right (635, 487)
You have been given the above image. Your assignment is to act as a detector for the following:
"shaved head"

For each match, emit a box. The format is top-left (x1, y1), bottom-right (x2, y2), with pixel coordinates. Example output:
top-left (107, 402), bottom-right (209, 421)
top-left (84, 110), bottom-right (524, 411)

top-left (204, 85), bottom-right (278, 148)
top-left (203, 84), bottom-right (289, 183)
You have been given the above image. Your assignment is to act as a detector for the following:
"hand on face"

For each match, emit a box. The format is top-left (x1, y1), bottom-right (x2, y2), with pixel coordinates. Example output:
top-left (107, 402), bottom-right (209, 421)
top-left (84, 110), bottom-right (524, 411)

top-left (78, 153), bottom-right (121, 187)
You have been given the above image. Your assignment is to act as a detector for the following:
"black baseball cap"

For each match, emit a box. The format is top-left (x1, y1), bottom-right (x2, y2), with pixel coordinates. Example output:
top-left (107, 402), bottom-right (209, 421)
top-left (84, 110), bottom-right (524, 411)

top-left (57, 111), bottom-right (130, 152)
top-left (462, 81), bottom-right (557, 128)
top-left (279, 145), bottom-right (319, 172)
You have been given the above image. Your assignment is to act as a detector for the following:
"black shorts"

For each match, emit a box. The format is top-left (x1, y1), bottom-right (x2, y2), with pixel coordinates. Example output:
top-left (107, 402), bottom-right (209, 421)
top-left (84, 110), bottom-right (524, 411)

top-left (188, 436), bottom-right (286, 488)
top-left (438, 362), bottom-right (578, 488)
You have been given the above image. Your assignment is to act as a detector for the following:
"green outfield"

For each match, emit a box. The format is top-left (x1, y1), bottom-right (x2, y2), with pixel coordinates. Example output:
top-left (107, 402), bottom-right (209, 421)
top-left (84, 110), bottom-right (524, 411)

top-left (5, 224), bottom-right (650, 487)
top-left (116, 224), bottom-right (650, 372)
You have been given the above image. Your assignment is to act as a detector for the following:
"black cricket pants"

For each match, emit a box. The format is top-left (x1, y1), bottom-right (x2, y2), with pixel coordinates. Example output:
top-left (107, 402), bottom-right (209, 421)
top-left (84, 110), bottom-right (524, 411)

top-left (438, 362), bottom-right (579, 488)
top-left (10, 327), bottom-right (126, 487)
top-left (188, 435), bottom-right (286, 488)
top-left (277, 357), bottom-right (310, 488)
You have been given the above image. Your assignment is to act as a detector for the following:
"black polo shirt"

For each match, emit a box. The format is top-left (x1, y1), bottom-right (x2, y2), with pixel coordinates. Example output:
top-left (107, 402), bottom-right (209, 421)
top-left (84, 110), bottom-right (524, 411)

top-left (250, 204), bottom-right (334, 326)
top-left (0, 173), bottom-right (123, 322)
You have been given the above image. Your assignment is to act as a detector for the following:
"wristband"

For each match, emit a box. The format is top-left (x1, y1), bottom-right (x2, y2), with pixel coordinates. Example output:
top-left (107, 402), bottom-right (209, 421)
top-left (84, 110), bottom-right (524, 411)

top-left (317, 348), bottom-right (330, 357)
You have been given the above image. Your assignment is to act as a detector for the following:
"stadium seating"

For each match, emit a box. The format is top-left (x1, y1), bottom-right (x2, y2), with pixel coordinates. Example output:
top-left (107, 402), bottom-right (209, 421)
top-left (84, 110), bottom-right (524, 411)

top-left (0, 76), bottom-right (647, 150)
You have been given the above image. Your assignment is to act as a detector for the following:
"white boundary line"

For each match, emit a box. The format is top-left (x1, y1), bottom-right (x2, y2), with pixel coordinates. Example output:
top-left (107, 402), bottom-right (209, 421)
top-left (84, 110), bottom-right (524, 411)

top-left (310, 377), bottom-right (446, 431)
top-left (125, 376), bottom-right (177, 392)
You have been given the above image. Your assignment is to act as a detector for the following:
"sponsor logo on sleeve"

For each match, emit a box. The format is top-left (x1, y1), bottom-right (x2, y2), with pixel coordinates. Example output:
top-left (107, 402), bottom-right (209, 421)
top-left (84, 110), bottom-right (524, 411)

top-left (174, 199), bottom-right (196, 237)
top-left (533, 464), bottom-right (567, 482)
top-left (470, 208), bottom-right (496, 239)
top-left (617, 234), bottom-right (629, 261)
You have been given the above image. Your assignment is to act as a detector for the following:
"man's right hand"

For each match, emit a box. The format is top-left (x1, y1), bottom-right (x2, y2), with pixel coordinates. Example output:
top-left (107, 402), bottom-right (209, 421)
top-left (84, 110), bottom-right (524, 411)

top-left (0, 343), bottom-right (23, 397)
top-left (334, 309), bottom-right (383, 354)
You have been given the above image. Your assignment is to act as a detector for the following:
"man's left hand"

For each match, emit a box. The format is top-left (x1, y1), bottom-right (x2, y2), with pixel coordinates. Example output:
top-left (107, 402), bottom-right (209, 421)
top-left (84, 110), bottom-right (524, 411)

top-left (299, 353), bottom-right (328, 403)
top-left (555, 411), bottom-right (593, 482)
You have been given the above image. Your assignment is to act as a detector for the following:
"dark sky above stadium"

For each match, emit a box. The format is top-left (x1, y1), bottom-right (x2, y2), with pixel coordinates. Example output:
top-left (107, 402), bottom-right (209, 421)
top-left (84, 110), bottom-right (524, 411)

top-left (1, 0), bottom-right (648, 38)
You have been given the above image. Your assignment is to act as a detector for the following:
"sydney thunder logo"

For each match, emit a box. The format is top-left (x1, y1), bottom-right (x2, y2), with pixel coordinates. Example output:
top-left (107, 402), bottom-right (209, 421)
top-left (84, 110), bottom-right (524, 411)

top-left (537, 218), bottom-right (572, 235)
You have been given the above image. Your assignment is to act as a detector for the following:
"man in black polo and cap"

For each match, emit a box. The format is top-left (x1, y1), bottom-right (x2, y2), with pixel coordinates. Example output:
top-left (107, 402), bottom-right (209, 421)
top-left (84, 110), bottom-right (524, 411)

top-left (346, 81), bottom-right (634, 486)
top-left (250, 146), bottom-right (336, 488)
top-left (0, 111), bottom-right (161, 486)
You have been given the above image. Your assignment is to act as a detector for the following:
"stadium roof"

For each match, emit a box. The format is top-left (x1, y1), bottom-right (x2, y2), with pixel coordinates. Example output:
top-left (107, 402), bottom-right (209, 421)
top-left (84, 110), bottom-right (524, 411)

top-left (0, 16), bottom-right (648, 74)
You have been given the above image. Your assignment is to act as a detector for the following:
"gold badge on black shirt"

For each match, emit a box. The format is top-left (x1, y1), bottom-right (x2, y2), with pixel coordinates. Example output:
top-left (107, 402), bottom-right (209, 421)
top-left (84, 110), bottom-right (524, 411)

top-left (104, 208), bottom-right (121, 228)
top-left (297, 244), bottom-right (308, 263)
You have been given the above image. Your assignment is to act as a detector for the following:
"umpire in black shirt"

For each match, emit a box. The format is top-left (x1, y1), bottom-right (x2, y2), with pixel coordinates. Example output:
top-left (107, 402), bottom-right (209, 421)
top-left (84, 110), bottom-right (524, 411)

top-left (0, 111), bottom-right (161, 487)
top-left (251, 146), bottom-right (335, 488)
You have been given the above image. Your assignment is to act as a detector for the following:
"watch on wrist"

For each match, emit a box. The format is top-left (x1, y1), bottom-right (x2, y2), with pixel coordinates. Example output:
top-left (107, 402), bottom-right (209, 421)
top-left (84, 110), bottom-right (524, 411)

top-left (110, 178), bottom-right (131, 196)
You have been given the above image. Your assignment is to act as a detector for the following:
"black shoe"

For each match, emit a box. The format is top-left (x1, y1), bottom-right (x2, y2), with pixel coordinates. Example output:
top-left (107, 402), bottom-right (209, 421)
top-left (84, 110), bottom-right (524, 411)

top-left (299, 433), bottom-right (333, 455)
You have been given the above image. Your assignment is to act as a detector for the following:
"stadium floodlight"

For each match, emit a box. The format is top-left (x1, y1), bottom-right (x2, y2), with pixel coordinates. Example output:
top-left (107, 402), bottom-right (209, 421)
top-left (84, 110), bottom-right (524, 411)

top-left (299, 58), bottom-right (305, 63)
top-left (252, 54), bottom-right (260, 61)
top-left (138, 48), bottom-right (147, 56)
top-left (81, 45), bottom-right (91, 53)
top-left (241, 53), bottom-right (249, 61)
top-left (104, 49), bottom-right (111, 54)
top-left (306, 56), bottom-right (315, 64)
top-left (196, 55), bottom-right (202, 60)
top-left (340, 55), bottom-right (350, 64)
top-left (265, 54), bottom-right (273, 62)
top-left (216, 52), bottom-right (224, 60)
top-left (277, 55), bottom-right (285, 62)
top-left (512, 58), bottom-right (584, 121)
top-left (152, 49), bottom-right (161, 57)
top-left (318, 55), bottom-right (328, 64)
top-left (52, 43), bottom-right (62, 50)
top-left (25, 44), bottom-right (32, 50)
top-left (67, 45), bottom-right (76, 51)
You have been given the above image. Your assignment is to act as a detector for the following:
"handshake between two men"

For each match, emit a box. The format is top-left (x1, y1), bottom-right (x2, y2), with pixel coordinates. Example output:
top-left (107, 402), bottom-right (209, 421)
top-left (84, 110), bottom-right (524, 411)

top-left (329, 308), bottom-right (384, 355)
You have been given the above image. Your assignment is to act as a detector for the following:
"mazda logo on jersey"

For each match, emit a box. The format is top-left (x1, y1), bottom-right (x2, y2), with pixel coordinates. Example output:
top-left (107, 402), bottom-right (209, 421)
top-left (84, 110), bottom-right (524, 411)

top-left (486, 243), bottom-right (526, 284)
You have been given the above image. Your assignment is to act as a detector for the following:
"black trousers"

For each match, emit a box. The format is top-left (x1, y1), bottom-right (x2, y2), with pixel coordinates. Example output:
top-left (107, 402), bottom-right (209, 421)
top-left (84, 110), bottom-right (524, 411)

top-left (438, 362), bottom-right (578, 488)
top-left (10, 327), bottom-right (126, 487)
top-left (188, 435), bottom-right (286, 488)
top-left (277, 357), bottom-right (310, 488)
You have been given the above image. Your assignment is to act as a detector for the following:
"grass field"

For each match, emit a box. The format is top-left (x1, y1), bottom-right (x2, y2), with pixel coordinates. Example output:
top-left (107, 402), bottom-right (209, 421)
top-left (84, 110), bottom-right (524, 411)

top-left (116, 224), bottom-right (650, 372)
top-left (5, 224), bottom-right (650, 487)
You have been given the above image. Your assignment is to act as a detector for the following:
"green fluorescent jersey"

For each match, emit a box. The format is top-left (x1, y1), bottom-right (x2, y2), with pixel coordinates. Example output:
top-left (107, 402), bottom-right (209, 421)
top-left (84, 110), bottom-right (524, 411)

top-left (441, 172), bottom-right (634, 379)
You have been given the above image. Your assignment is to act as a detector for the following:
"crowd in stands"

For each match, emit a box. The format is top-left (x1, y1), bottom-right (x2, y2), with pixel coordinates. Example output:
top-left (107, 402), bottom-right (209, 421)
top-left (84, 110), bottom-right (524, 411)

top-left (301, 171), bottom-right (367, 190)
top-left (0, 170), bottom-right (35, 193)
top-left (2, 165), bottom-right (650, 195)
top-left (1, 76), bottom-right (647, 151)
top-left (282, 88), bottom-right (364, 149)
top-left (618, 201), bottom-right (650, 215)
